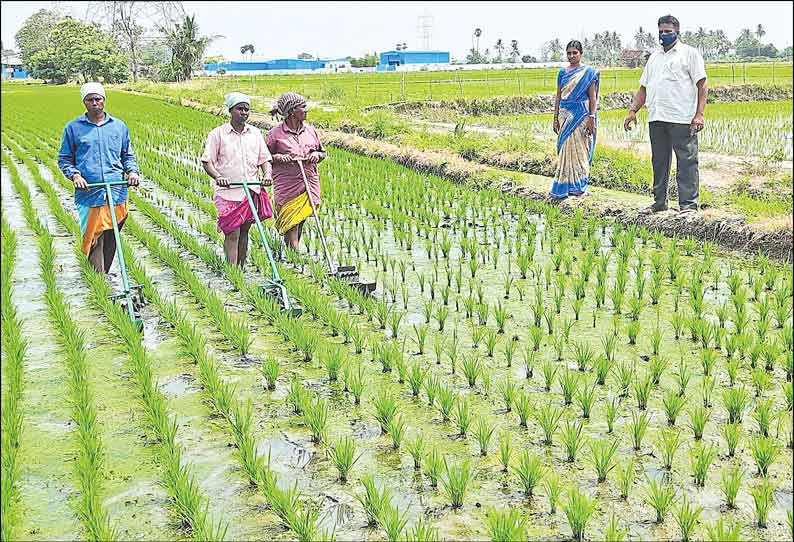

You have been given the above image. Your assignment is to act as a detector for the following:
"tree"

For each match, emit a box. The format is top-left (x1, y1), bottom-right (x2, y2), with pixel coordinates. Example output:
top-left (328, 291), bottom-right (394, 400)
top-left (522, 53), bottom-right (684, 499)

top-left (547, 38), bottom-right (563, 62)
top-left (15, 9), bottom-right (64, 66)
top-left (27, 17), bottom-right (129, 83)
top-left (755, 24), bottom-right (766, 56)
top-left (521, 54), bottom-right (537, 63)
top-left (473, 28), bottom-right (482, 55)
top-left (350, 53), bottom-right (378, 68)
top-left (509, 39), bottom-right (520, 63)
top-left (241, 43), bottom-right (254, 61)
top-left (84, 2), bottom-right (187, 82)
top-left (494, 39), bottom-right (505, 62)
top-left (159, 14), bottom-right (219, 81)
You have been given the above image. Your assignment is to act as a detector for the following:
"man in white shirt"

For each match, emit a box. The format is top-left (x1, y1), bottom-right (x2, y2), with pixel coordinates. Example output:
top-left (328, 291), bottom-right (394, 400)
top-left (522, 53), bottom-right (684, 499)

top-left (624, 15), bottom-right (708, 214)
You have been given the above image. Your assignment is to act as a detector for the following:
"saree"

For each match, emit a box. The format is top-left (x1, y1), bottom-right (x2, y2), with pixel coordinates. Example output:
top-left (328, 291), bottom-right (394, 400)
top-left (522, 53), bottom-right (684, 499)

top-left (78, 201), bottom-right (128, 255)
top-left (550, 65), bottom-right (600, 199)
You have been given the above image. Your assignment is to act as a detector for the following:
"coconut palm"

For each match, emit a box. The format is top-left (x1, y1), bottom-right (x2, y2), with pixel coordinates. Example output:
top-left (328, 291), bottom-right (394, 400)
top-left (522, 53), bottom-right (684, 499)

top-left (160, 14), bottom-right (220, 81)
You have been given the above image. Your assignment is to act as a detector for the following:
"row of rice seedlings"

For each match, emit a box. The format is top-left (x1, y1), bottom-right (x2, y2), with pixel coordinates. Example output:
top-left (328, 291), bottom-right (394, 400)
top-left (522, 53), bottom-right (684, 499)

top-left (6, 156), bottom-right (118, 538)
top-left (124, 217), bottom-right (252, 355)
top-left (11, 142), bottom-right (229, 540)
top-left (0, 207), bottom-right (26, 541)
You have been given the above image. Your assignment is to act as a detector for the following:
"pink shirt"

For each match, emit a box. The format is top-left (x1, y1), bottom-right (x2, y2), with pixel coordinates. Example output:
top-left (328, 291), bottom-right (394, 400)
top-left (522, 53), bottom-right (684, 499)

top-left (266, 122), bottom-right (323, 208)
top-left (201, 123), bottom-right (272, 202)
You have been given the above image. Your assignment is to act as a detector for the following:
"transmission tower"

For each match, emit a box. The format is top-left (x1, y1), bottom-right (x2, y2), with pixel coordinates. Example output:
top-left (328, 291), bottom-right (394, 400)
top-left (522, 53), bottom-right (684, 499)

top-left (416, 10), bottom-right (433, 51)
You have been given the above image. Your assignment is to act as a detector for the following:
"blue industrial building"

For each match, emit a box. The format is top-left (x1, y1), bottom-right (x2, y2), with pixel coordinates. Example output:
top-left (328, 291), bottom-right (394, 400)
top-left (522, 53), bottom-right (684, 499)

top-left (203, 58), bottom-right (350, 75)
top-left (377, 50), bottom-right (449, 71)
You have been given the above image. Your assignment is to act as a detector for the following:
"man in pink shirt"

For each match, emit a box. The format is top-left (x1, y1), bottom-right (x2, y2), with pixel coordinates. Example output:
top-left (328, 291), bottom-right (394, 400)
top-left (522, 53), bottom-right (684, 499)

top-left (201, 92), bottom-right (273, 266)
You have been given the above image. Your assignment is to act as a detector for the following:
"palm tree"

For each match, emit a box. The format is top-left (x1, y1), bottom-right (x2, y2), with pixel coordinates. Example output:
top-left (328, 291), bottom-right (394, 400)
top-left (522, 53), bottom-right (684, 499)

top-left (755, 24), bottom-right (766, 56)
top-left (510, 39), bottom-right (520, 62)
top-left (473, 28), bottom-right (482, 55)
top-left (495, 38), bottom-right (504, 62)
top-left (161, 14), bottom-right (220, 81)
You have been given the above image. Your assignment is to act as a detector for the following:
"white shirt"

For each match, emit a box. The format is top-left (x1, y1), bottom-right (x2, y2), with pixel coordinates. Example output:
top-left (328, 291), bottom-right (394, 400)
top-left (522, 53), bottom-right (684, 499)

top-left (639, 41), bottom-right (707, 124)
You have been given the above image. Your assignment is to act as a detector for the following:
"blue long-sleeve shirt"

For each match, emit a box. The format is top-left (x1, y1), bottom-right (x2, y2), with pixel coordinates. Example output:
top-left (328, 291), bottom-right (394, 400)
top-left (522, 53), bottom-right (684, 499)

top-left (57, 113), bottom-right (139, 207)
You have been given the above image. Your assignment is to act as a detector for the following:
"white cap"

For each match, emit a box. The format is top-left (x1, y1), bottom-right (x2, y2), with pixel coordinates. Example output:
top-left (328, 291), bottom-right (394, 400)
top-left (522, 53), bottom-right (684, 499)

top-left (80, 82), bottom-right (106, 101)
top-left (225, 91), bottom-right (250, 111)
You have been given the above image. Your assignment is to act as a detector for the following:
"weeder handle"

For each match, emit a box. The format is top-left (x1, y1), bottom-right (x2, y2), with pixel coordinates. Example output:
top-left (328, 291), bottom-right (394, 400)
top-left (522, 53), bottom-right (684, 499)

top-left (296, 160), bottom-right (335, 273)
top-left (228, 180), bottom-right (267, 186)
top-left (85, 180), bottom-right (129, 188)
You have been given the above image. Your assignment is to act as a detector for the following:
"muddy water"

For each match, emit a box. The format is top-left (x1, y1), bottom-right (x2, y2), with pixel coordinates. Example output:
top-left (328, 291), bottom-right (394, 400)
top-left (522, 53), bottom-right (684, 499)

top-left (2, 167), bottom-right (83, 539)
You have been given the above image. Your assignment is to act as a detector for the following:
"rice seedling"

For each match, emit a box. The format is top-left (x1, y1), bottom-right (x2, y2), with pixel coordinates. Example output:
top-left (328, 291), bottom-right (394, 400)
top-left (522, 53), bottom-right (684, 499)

top-left (688, 405), bottom-right (711, 441)
top-left (605, 394), bottom-right (620, 434)
top-left (407, 517), bottom-right (439, 542)
top-left (561, 486), bottom-right (597, 542)
top-left (373, 390), bottom-right (398, 433)
top-left (657, 428), bottom-right (682, 470)
top-left (541, 359), bottom-right (558, 392)
top-left (407, 361), bottom-right (427, 397)
top-left (561, 419), bottom-right (586, 462)
top-left (720, 464), bottom-right (744, 509)
top-left (626, 320), bottom-right (641, 345)
top-left (674, 494), bottom-right (703, 542)
top-left (589, 438), bottom-right (619, 483)
top-left (753, 399), bottom-right (774, 437)
top-left (559, 369), bottom-right (579, 406)
top-left (614, 360), bottom-right (634, 398)
top-left (441, 458), bottom-right (472, 508)
top-left (437, 385), bottom-right (456, 422)
top-left (484, 328), bottom-right (499, 357)
top-left (689, 442), bottom-right (717, 487)
top-left (260, 358), bottom-right (280, 391)
top-left (474, 417), bottom-right (495, 456)
top-left (328, 435), bottom-right (360, 483)
top-left (572, 341), bottom-right (595, 372)
top-left (704, 518), bottom-right (744, 542)
top-left (542, 472), bottom-right (563, 514)
top-left (723, 386), bottom-right (751, 424)
top-left (500, 376), bottom-right (517, 412)
top-left (645, 477), bottom-right (676, 523)
top-left (461, 354), bottom-right (481, 388)
top-left (576, 379), bottom-right (597, 419)
top-left (303, 396), bottom-right (330, 444)
top-left (412, 324), bottom-right (428, 355)
top-left (356, 474), bottom-right (393, 527)
top-left (604, 513), bottom-right (628, 542)
top-left (454, 396), bottom-right (474, 437)
top-left (616, 458), bottom-right (635, 499)
top-left (387, 415), bottom-right (406, 449)
top-left (750, 435), bottom-right (779, 476)
top-left (751, 477), bottom-right (775, 528)
top-left (321, 345), bottom-right (344, 383)
top-left (513, 450), bottom-right (544, 496)
top-left (633, 372), bottom-right (653, 411)
top-left (752, 366), bottom-right (772, 397)
top-left (485, 507), bottom-right (528, 542)
top-left (593, 356), bottom-right (611, 386)
top-left (701, 348), bottom-right (718, 377)
top-left (675, 358), bottom-right (693, 397)
top-left (629, 409), bottom-right (650, 451)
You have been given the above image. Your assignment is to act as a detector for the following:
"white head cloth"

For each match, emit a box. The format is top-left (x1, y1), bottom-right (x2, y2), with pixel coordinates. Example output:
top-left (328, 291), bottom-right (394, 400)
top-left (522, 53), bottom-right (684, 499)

top-left (80, 82), bottom-right (106, 100)
top-left (225, 92), bottom-right (250, 111)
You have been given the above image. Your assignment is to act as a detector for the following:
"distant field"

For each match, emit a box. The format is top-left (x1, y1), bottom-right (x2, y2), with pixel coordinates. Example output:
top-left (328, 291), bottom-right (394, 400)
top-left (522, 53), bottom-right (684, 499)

top-left (124, 62), bottom-right (793, 108)
top-left (413, 100), bottom-right (794, 160)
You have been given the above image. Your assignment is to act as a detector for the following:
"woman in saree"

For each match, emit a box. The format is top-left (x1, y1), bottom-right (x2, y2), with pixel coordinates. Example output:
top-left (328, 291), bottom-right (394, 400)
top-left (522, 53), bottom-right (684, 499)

top-left (267, 92), bottom-right (325, 250)
top-left (551, 41), bottom-right (600, 199)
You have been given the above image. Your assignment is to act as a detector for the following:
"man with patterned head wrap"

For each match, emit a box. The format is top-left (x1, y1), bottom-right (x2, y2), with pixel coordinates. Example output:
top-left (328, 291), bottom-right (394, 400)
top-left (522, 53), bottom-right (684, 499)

top-left (201, 92), bottom-right (274, 267)
top-left (267, 92), bottom-right (325, 249)
top-left (58, 82), bottom-right (140, 273)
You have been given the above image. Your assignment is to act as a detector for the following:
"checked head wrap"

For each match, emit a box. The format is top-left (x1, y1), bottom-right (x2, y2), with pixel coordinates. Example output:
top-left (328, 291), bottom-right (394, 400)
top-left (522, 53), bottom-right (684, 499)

top-left (270, 92), bottom-right (307, 118)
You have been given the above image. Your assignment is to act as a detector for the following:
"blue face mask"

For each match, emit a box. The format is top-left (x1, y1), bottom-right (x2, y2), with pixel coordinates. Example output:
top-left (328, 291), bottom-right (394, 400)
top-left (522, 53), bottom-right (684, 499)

top-left (659, 31), bottom-right (677, 47)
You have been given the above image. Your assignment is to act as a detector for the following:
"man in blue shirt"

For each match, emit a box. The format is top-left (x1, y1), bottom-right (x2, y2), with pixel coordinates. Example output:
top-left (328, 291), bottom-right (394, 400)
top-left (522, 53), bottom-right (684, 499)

top-left (58, 83), bottom-right (140, 273)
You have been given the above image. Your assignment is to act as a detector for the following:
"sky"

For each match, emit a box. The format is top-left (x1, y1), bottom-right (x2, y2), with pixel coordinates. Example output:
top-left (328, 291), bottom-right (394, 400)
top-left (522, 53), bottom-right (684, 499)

top-left (2, 1), bottom-right (792, 61)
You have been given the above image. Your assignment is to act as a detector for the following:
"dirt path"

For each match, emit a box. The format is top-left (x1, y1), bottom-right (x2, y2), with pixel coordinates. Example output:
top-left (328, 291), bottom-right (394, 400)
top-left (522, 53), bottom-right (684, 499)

top-left (406, 118), bottom-right (793, 191)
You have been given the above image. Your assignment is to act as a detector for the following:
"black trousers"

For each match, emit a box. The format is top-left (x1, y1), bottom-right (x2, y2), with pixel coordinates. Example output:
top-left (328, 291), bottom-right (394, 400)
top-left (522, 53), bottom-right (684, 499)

top-left (649, 121), bottom-right (699, 210)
